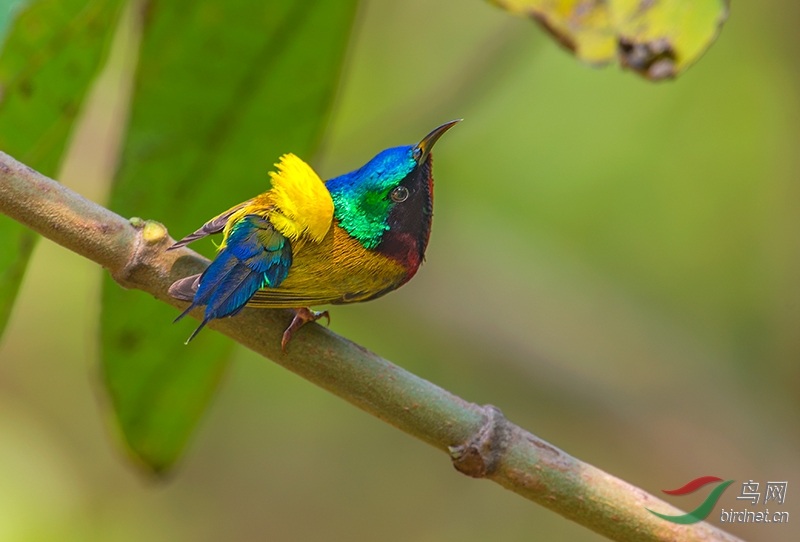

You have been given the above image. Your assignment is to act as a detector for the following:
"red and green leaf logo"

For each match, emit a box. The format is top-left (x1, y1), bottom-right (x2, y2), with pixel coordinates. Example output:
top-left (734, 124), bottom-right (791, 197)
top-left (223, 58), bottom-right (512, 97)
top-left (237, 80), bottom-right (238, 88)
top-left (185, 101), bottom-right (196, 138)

top-left (647, 476), bottom-right (734, 524)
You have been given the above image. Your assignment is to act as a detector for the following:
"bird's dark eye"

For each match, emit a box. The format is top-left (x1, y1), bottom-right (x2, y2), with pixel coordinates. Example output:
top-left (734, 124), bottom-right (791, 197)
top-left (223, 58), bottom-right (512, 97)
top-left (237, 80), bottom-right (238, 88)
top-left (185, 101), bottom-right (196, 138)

top-left (390, 186), bottom-right (409, 203)
top-left (412, 147), bottom-right (422, 161)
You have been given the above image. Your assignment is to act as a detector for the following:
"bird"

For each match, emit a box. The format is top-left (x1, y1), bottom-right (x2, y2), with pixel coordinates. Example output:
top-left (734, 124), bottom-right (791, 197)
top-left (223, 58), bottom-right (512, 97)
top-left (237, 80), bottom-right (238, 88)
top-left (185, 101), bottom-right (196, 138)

top-left (167, 120), bottom-right (460, 351)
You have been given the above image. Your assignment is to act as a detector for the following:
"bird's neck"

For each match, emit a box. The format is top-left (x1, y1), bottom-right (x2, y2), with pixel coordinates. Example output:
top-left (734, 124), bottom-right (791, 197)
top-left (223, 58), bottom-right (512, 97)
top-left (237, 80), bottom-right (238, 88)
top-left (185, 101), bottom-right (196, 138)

top-left (325, 156), bottom-right (434, 280)
top-left (325, 171), bottom-right (396, 250)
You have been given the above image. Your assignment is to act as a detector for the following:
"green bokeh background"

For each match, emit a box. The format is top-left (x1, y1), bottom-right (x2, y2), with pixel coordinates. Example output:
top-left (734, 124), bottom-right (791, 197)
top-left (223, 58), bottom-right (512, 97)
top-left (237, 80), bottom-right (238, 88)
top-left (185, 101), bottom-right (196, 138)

top-left (0, 1), bottom-right (798, 540)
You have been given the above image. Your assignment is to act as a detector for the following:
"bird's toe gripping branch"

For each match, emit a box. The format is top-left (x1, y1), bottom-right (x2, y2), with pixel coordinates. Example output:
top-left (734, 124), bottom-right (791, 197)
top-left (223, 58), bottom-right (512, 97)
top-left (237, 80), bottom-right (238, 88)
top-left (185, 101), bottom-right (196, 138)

top-left (282, 307), bottom-right (330, 353)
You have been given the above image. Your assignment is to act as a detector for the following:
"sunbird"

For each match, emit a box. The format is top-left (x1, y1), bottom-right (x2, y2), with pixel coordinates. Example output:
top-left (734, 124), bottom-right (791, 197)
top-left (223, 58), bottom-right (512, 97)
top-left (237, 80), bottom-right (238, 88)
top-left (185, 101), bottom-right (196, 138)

top-left (168, 120), bottom-right (460, 351)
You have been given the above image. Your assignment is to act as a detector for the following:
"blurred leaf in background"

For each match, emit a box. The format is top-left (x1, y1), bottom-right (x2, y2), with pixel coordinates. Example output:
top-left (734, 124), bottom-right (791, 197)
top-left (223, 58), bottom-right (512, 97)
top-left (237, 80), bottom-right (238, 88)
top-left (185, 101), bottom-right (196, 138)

top-left (489, 0), bottom-right (729, 79)
top-left (488, 0), bottom-right (615, 64)
top-left (0, 1), bottom-right (24, 41)
top-left (0, 0), bottom-right (122, 341)
top-left (101, 0), bottom-right (359, 473)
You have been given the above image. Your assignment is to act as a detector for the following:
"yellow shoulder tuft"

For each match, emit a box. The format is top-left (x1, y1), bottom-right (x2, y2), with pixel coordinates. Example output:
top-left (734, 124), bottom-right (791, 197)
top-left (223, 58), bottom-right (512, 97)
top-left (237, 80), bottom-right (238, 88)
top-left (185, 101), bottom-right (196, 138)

top-left (267, 153), bottom-right (333, 243)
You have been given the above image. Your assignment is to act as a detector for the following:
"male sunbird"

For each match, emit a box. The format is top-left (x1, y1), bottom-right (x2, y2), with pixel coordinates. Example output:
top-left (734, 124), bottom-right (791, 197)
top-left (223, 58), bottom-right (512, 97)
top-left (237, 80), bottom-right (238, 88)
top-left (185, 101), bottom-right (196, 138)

top-left (168, 120), bottom-right (460, 351)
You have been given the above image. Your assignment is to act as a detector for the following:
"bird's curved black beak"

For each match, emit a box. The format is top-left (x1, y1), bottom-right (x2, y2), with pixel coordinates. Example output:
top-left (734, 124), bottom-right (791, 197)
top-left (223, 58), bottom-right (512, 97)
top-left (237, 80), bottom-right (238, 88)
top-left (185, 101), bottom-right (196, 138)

top-left (414, 119), bottom-right (461, 164)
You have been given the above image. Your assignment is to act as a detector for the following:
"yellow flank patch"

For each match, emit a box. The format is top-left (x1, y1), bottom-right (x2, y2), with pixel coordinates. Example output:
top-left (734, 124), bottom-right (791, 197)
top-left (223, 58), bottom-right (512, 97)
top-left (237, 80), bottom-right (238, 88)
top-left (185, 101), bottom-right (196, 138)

top-left (267, 153), bottom-right (333, 243)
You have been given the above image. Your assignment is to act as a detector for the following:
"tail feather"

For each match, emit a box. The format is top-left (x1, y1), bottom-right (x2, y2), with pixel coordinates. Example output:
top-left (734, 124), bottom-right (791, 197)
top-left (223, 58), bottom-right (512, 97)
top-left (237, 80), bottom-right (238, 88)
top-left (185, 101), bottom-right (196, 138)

top-left (169, 213), bottom-right (293, 342)
top-left (184, 318), bottom-right (209, 344)
top-left (174, 302), bottom-right (197, 324)
top-left (171, 252), bottom-right (239, 329)
top-left (205, 263), bottom-right (264, 320)
top-left (194, 252), bottom-right (239, 306)
top-left (169, 273), bottom-right (202, 301)
top-left (168, 203), bottom-right (247, 251)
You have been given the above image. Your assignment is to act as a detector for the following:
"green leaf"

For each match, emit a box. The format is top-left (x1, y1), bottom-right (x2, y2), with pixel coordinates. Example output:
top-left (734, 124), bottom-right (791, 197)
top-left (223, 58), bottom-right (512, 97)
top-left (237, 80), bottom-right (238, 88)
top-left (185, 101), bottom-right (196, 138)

top-left (0, 1), bottom-right (23, 43)
top-left (0, 223), bottom-right (35, 335)
top-left (103, 0), bottom-right (359, 473)
top-left (489, 0), bottom-right (729, 80)
top-left (0, 0), bottom-right (122, 338)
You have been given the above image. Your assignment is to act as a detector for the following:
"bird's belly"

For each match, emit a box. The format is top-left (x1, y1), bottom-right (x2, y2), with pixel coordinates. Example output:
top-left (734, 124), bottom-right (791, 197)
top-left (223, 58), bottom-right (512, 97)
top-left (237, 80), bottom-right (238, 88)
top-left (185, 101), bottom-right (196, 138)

top-left (247, 224), bottom-right (408, 308)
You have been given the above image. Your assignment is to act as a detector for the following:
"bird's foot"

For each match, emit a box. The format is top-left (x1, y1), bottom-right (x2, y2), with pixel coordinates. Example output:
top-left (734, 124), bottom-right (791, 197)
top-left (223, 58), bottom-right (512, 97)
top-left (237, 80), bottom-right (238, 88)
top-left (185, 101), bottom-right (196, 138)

top-left (281, 307), bottom-right (330, 353)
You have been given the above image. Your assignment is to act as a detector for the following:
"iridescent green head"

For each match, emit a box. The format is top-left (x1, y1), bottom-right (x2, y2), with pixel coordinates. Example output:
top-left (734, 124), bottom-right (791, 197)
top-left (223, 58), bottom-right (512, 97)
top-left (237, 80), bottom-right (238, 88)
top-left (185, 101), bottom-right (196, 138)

top-left (325, 120), bottom-right (460, 251)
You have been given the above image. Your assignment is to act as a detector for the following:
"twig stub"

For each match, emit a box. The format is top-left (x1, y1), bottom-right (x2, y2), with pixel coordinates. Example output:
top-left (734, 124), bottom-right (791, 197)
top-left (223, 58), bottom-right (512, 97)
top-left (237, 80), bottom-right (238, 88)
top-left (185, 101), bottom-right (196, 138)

top-left (449, 405), bottom-right (510, 478)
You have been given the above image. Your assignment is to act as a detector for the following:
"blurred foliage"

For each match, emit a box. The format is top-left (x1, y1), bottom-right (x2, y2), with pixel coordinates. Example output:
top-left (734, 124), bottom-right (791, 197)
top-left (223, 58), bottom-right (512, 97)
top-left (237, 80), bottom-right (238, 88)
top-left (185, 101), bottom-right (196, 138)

top-left (102, 0), bottom-right (358, 472)
top-left (0, 0), bottom-right (121, 343)
top-left (0, 1), bottom-right (23, 41)
top-left (490, 0), bottom-right (728, 79)
top-left (1, 0), bottom-right (799, 541)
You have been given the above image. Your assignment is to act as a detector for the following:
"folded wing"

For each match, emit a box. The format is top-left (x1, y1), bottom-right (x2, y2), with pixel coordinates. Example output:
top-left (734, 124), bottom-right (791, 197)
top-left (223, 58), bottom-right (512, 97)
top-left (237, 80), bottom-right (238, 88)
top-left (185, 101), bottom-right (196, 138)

top-left (174, 215), bottom-right (292, 341)
top-left (170, 154), bottom-right (335, 341)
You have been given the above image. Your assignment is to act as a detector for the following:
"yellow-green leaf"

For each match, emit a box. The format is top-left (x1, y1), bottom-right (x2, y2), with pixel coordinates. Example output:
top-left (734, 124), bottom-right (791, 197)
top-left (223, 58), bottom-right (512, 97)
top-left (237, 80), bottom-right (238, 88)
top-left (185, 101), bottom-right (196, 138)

top-left (613, 0), bottom-right (729, 79)
top-left (489, 0), bottom-right (615, 64)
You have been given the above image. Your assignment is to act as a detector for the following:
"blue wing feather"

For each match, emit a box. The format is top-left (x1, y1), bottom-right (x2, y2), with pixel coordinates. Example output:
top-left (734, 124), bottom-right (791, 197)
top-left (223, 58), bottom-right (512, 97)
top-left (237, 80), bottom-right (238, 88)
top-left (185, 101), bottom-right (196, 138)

top-left (175, 214), bottom-right (293, 341)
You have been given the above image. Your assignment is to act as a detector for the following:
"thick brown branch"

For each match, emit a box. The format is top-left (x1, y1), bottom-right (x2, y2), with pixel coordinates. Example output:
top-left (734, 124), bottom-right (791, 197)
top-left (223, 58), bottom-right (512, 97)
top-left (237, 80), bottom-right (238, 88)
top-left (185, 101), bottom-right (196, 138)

top-left (0, 151), bottom-right (744, 542)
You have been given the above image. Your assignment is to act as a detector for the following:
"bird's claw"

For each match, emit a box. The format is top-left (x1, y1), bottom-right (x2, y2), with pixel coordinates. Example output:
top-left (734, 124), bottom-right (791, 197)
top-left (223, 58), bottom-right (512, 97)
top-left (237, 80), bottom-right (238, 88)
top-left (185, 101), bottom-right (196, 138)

top-left (281, 308), bottom-right (330, 353)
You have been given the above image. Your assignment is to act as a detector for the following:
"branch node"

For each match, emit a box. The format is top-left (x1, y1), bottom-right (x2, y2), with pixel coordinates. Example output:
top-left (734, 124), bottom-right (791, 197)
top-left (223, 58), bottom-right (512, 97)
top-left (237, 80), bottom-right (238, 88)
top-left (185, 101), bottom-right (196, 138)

top-left (111, 218), bottom-right (173, 289)
top-left (449, 404), bottom-right (510, 478)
